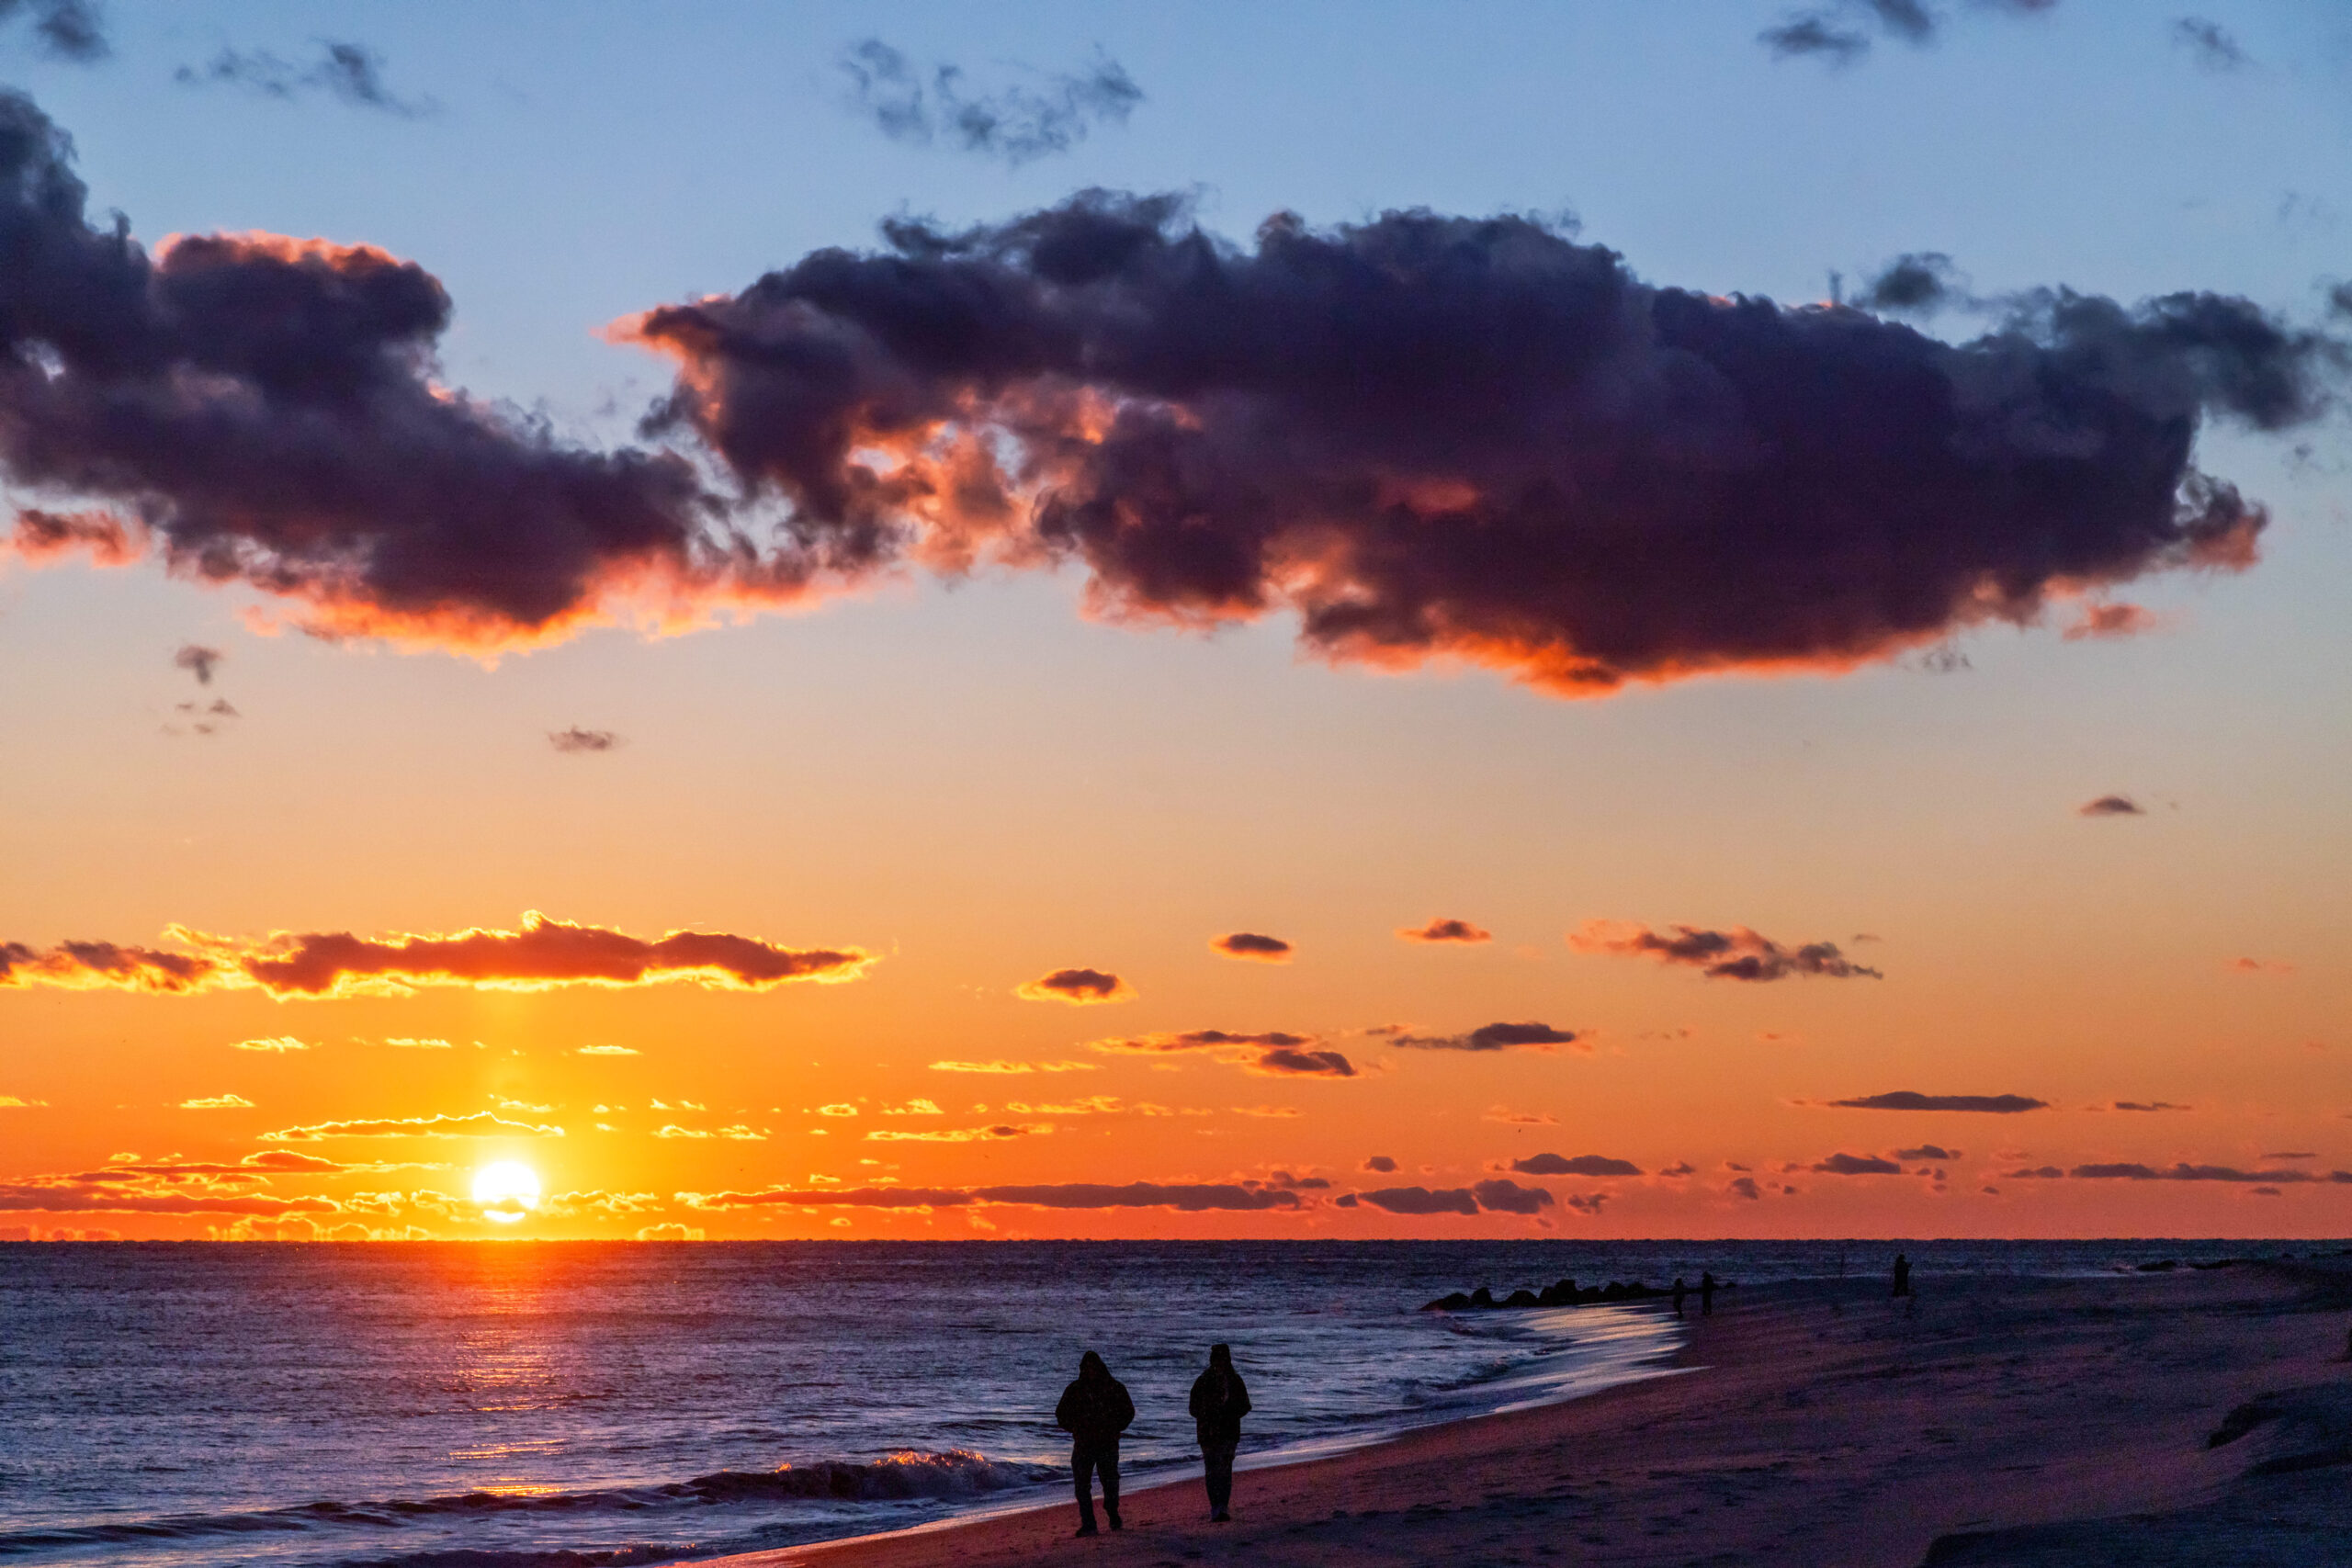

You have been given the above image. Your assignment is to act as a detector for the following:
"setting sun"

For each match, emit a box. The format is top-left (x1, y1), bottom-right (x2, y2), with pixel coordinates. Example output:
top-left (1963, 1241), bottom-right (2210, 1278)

top-left (470, 1160), bottom-right (542, 1224)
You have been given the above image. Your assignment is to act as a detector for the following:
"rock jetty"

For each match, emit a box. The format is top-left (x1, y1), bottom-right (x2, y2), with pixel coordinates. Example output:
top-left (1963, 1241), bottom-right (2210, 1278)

top-left (1419, 1278), bottom-right (1721, 1311)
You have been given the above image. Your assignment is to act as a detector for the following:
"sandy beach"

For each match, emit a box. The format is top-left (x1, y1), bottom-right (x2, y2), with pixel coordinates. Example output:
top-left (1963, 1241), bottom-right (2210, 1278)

top-left (690, 1263), bottom-right (2352, 1568)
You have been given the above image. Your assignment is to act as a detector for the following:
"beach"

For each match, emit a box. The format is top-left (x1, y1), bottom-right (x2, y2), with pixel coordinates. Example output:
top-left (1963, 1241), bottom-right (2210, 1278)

top-left (694, 1263), bottom-right (2352, 1568)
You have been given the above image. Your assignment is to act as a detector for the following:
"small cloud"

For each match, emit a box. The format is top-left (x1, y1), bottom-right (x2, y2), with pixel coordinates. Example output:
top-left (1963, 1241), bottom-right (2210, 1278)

top-left (174, 644), bottom-right (224, 684)
top-left (6, 0), bottom-right (107, 62)
top-left (816, 1103), bottom-right (858, 1117)
top-left (865, 1122), bottom-right (1047, 1143)
top-left (2229, 956), bottom-right (2294, 976)
top-left (1251, 1047), bottom-right (1354, 1077)
top-left (1812, 1151), bottom-right (1903, 1176)
top-left (1894, 1145), bottom-right (1959, 1160)
top-left (838, 39), bottom-right (1142, 166)
top-left (2111, 1100), bottom-right (2191, 1112)
top-left (1211, 931), bottom-right (1293, 963)
top-left (2064, 601), bottom-right (2162, 640)
top-left (1016, 966), bottom-right (1134, 1005)
top-left (2077, 795), bottom-right (2145, 818)
top-left (1352, 1185), bottom-right (1477, 1216)
top-left (1395, 1020), bottom-right (1578, 1053)
top-left (0, 1095), bottom-right (50, 1109)
top-left (1862, 253), bottom-right (1962, 314)
top-left (928, 1059), bottom-right (1097, 1074)
top-left (1363, 1155), bottom-right (1397, 1173)
top-left (574, 1044), bottom-right (639, 1056)
top-left (1725, 1176), bottom-right (1762, 1201)
top-left (1229, 1104), bottom-right (1301, 1118)
top-left (1562, 1192), bottom-right (1609, 1216)
top-left (1484, 1108), bottom-right (1559, 1125)
top-left (1825, 1091), bottom-right (2047, 1114)
top-left (637, 1222), bottom-right (704, 1241)
top-left (179, 1093), bottom-right (254, 1110)
top-left (549, 727), bottom-right (621, 753)
top-left (1571, 921), bottom-right (1879, 982)
top-left (2172, 17), bottom-right (2250, 72)
top-left (264, 1111), bottom-right (562, 1142)
top-left (1511, 1153), bottom-right (1642, 1177)
top-left (175, 40), bottom-right (435, 117)
top-left (1397, 917), bottom-right (1492, 944)
top-left (1470, 1178), bottom-right (1555, 1216)
top-left (233, 1036), bottom-right (309, 1053)
top-left (1758, 14), bottom-right (1871, 64)
top-left (2262, 1152), bottom-right (2316, 1161)
top-left (382, 1037), bottom-right (451, 1050)
top-left (879, 1098), bottom-right (944, 1116)
top-left (1659, 1161), bottom-right (1695, 1178)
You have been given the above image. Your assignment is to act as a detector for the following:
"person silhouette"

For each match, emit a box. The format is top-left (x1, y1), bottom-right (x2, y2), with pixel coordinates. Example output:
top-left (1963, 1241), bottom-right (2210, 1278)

top-left (1700, 1270), bottom-right (1717, 1316)
top-left (1671, 1277), bottom-right (1688, 1319)
top-left (1188, 1342), bottom-right (1252, 1522)
top-left (1892, 1253), bottom-right (1912, 1299)
top-left (1056, 1350), bottom-right (1135, 1536)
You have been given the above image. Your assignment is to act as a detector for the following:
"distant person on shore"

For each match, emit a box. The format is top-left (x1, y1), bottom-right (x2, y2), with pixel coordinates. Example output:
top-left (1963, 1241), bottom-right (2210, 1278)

top-left (1189, 1342), bottom-right (1252, 1522)
top-left (1892, 1254), bottom-right (1912, 1299)
top-left (1700, 1271), bottom-right (1716, 1316)
top-left (1056, 1350), bottom-right (1134, 1536)
top-left (1672, 1278), bottom-right (1688, 1318)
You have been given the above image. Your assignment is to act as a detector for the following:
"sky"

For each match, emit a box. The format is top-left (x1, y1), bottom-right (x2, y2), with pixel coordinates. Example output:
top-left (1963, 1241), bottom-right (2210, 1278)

top-left (2, 0), bottom-right (2349, 1242)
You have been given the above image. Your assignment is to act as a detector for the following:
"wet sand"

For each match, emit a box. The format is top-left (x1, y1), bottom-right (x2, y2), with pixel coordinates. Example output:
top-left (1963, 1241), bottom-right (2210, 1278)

top-left (689, 1263), bottom-right (2352, 1568)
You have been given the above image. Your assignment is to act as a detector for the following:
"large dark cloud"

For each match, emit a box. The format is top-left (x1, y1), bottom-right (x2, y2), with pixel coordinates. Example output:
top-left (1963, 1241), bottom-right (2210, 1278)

top-left (1827, 1091), bottom-right (2047, 1113)
top-left (1352, 1185), bottom-right (1479, 1216)
top-left (1510, 1152), bottom-right (1642, 1177)
top-left (1572, 922), bottom-right (1880, 981)
top-left (0, 910), bottom-right (869, 996)
top-left (175, 41), bottom-right (433, 117)
top-left (1394, 1021), bottom-right (1578, 1052)
top-left (5, 87), bottom-right (2335, 694)
top-left (838, 39), bottom-right (1142, 165)
top-left (682, 1180), bottom-right (1301, 1213)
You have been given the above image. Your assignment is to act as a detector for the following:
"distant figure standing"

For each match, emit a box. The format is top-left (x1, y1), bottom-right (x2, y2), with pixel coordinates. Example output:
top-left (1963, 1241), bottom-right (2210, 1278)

top-left (1188, 1343), bottom-right (1252, 1522)
top-left (1700, 1271), bottom-right (1717, 1316)
top-left (1056, 1350), bottom-right (1135, 1536)
top-left (1892, 1253), bottom-right (1912, 1299)
top-left (1672, 1278), bottom-right (1688, 1319)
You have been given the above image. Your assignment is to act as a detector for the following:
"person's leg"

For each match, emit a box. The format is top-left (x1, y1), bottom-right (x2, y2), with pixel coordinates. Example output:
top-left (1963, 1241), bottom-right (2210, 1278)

top-left (1071, 1445), bottom-right (1099, 1533)
top-left (1204, 1438), bottom-right (1236, 1518)
top-left (1100, 1445), bottom-right (1121, 1529)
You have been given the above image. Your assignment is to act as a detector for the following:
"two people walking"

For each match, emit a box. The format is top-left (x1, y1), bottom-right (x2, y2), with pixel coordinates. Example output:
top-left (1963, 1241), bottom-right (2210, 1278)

top-left (1056, 1344), bottom-right (1250, 1536)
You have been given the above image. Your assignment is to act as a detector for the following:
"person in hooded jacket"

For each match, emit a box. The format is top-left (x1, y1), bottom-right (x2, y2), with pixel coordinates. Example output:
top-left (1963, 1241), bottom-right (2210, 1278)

top-left (1187, 1343), bottom-right (1251, 1522)
top-left (1055, 1350), bottom-right (1135, 1536)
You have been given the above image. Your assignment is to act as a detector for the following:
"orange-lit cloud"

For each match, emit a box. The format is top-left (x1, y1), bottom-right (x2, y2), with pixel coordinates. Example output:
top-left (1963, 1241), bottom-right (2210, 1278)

top-left (1822, 1091), bottom-right (2046, 1113)
top-left (1395, 1021), bottom-right (1578, 1053)
top-left (234, 1036), bottom-right (311, 1053)
top-left (1210, 931), bottom-right (1294, 963)
top-left (2077, 795), bottom-right (2145, 817)
top-left (262, 1111), bottom-right (564, 1141)
top-left (1812, 1152), bottom-right (1904, 1175)
top-left (1337, 1180), bottom-right (1552, 1217)
top-left (681, 1181), bottom-right (1306, 1213)
top-left (178, 1094), bottom-right (254, 1111)
top-left (865, 1122), bottom-right (1048, 1143)
top-left (1570, 921), bottom-right (1881, 982)
top-left (1510, 1153), bottom-right (1641, 1177)
top-left (1398, 918), bottom-right (1492, 944)
top-left (0, 912), bottom-right (871, 997)
top-left (928, 1059), bottom-right (1098, 1074)
top-left (1015, 966), bottom-right (1134, 1004)
top-left (2064, 601), bottom-right (2163, 640)
top-left (2228, 956), bottom-right (2294, 976)
top-left (1091, 1028), bottom-right (1355, 1078)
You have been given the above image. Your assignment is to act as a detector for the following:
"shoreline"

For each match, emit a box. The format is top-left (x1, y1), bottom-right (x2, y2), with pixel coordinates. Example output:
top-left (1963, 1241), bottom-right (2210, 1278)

top-left (683, 1263), bottom-right (2352, 1568)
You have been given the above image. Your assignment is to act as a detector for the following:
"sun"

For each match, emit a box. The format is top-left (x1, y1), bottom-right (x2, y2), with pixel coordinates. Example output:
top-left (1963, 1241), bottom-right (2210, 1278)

top-left (471, 1160), bottom-right (542, 1224)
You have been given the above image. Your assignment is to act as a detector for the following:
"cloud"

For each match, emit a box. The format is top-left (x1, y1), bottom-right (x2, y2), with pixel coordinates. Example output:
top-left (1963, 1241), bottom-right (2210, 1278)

top-left (2077, 795), bottom-right (2145, 817)
top-left (837, 39), bottom-right (1141, 165)
top-left (0, 1096), bottom-right (47, 1108)
top-left (2229, 956), bottom-right (2293, 976)
top-left (1894, 1145), bottom-right (1959, 1160)
top-left (1397, 917), bottom-right (1492, 944)
top-left (1016, 967), bottom-right (1133, 1005)
top-left (1353, 1185), bottom-right (1479, 1216)
top-left (1762, 0), bottom-right (2054, 65)
top-left (1660, 1161), bottom-right (1695, 1178)
top-left (928, 1059), bottom-right (1097, 1074)
top-left (1863, 253), bottom-right (1962, 315)
top-left (174, 643), bottom-right (223, 683)
top-left (1812, 1151), bottom-right (1903, 1175)
top-left (1469, 1178), bottom-right (1555, 1215)
top-left (1395, 1021), bottom-right (1578, 1053)
top-left (1090, 1028), bottom-right (1353, 1078)
top-left (2112, 1100), bottom-right (2191, 1112)
top-left (880, 1099), bottom-right (944, 1116)
top-left (0, 910), bottom-right (870, 997)
top-left (1510, 1153), bottom-right (1642, 1177)
top-left (1563, 1192), bottom-right (1610, 1216)
top-left (175, 40), bottom-right (433, 117)
top-left (1572, 922), bottom-right (1880, 982)
top-left (178, 1093), bottom-right (254, 1111)
top-left (2172, 17), bottom-right (2249, 71)
top-left (574, 1044), bottom-right (638, 1056)
top-left (2064, 602), bottom-right (2162, 640)
top-left (1826, 1091), bottom-right (2047, 1113)
top-left (684, 1180), bottom-right (1301, 1213)
top-left (633, 1222), bottom-right (702, 1240)
top-left (1363, 1155), bottom-right (1397, 1173)
top-left (653, 1123), bottom-right (765, 1141)
top-left (0, 79), bottom-right (2318, 694)
top-left (2067, 1163), bottom-right (2352, 1184)
top-left (864, 1122), bottom-right (1046, 1143)
top-left (262, 1111), bottom-right (564, 1141)
top-left (233, 1036), bottom-right (309, 1053)
top-left (1485, 1109), bottom-right (1557, 1125)
top-left (549, 727), bottom-right (621, 753)
top-left (1211, 931), bottom-right (1293, 963)
top-left (381, 1037), bottom-right (449, 1050)
top-left (0, 1), bottom-right (106, 62)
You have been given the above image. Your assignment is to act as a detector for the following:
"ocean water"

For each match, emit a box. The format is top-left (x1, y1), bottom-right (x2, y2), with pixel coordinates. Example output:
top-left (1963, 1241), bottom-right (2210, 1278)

top-left (0, 1238), bottom-right (2303, 1568)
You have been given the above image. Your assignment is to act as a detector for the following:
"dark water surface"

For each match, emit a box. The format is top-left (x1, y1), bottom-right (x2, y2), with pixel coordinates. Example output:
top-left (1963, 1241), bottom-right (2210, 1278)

top-left (0, 1238), bottom-right (2301, 1568)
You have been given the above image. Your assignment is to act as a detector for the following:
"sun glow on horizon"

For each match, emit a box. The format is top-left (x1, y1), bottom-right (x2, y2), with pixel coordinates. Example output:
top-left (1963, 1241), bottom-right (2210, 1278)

top-left (470, 1160), bottom-right (542, 1224)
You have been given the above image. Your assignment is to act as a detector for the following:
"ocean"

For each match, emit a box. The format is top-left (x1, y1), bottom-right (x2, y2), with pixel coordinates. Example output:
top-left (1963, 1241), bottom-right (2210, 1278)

top-left (0, 1238), bottom-right (2298, 1568)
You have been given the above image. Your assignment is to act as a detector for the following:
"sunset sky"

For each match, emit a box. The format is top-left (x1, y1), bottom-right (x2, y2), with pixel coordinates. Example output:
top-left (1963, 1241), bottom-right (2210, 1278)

top-left (3, 0), bottom-right (2348, 1241)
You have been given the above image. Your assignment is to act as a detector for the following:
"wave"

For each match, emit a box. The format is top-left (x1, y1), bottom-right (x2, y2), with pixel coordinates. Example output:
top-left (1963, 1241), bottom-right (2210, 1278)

top-left (0, 1451), bottom-right (1046, 1558)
